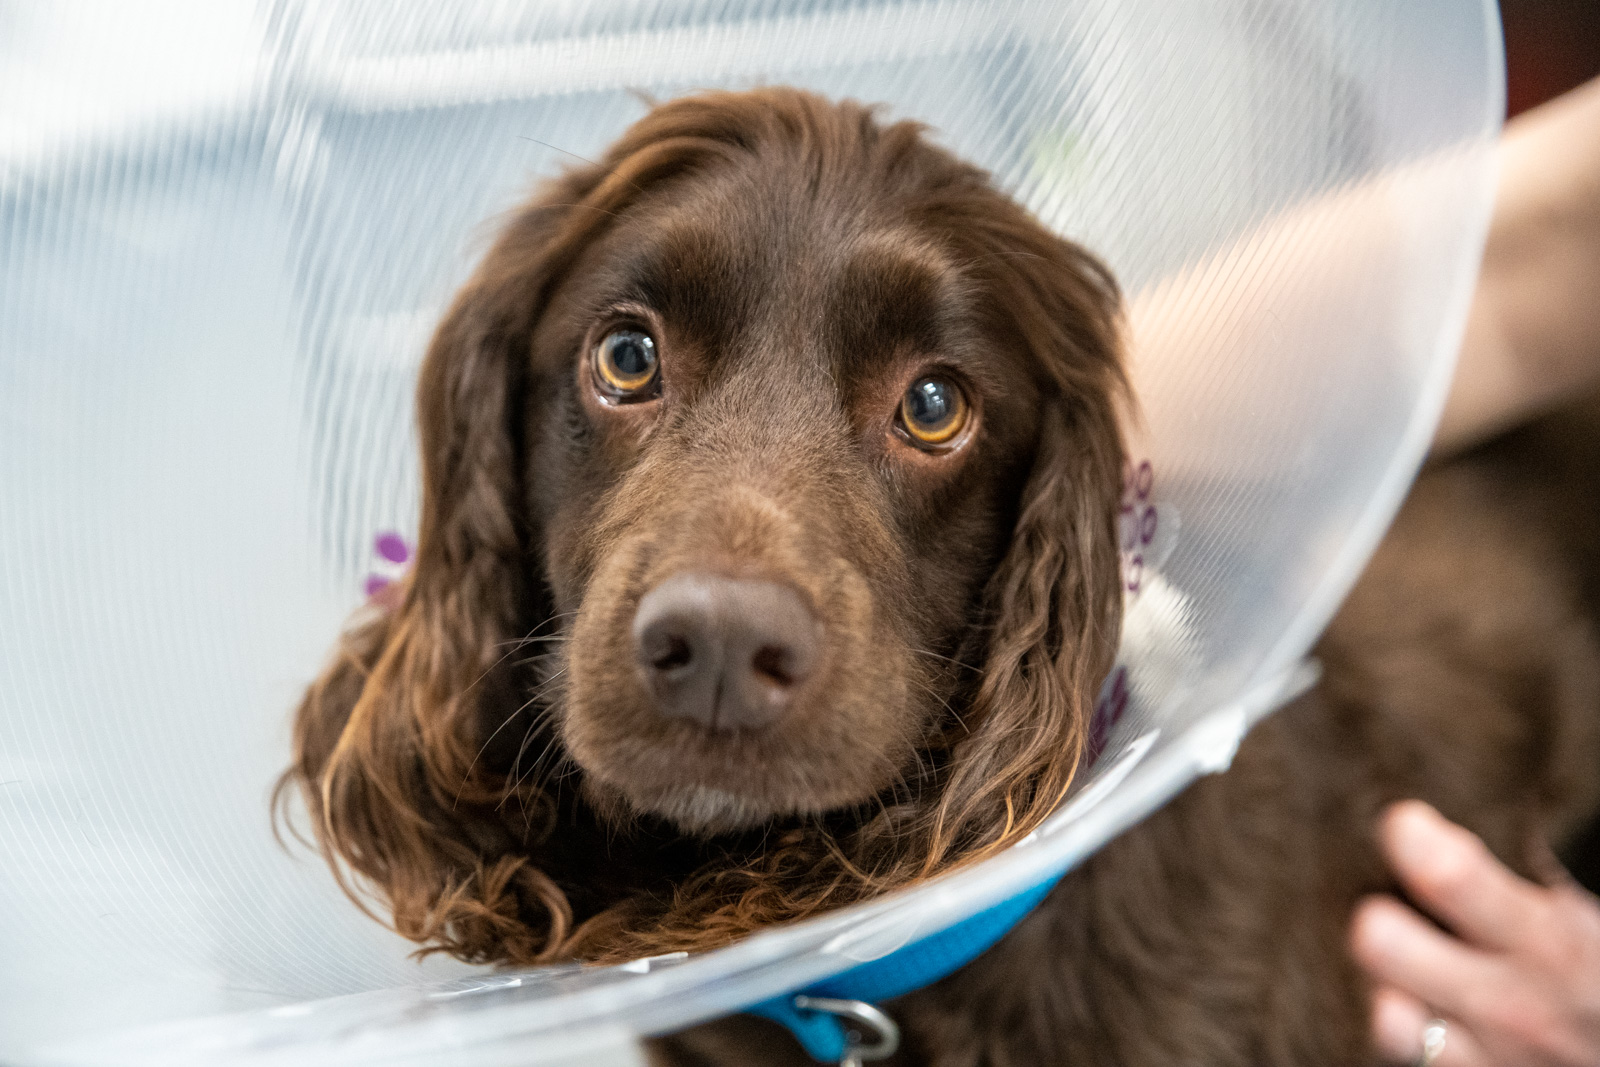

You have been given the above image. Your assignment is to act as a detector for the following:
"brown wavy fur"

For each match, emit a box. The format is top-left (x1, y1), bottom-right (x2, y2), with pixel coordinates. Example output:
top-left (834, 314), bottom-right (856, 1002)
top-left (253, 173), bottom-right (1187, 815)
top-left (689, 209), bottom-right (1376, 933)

top-left (275, 88), bottom-right (1128, 966)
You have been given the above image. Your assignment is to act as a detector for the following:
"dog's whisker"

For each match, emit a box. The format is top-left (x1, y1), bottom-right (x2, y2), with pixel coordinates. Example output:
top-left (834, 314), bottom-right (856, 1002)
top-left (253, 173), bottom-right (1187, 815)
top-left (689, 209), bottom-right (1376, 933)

top-left (461, 696), bottom-right (556, 799)
top-left (509, 643), bottom-right (570, 672)
top-left (501, 710), bottom-right (568, 810)
top-left (459, 672), bottom-right (569, 812)
top-left (501, 636), bottom-right (572, 660)
top-left (522, 665), bottom-right (570, 698)
top-left (493, 197), bottom-right (631, 226)
top-left (512, 746), bottom-right (572, 834)
top-left (508, 726), bottom-right (566, 793)
top-left (458, 613), bottom-right (578, 706)
top-left (906, 674), bottom-right (971, 735)
top-left (515, 136), bottom-right (649, 200)
top-left (515, 730), bottom-right (568, 796)
top-left (454, 704), bottom-right (534, 811)
top-left (492, 613), bottom-right (579, 653)
top-left (910, 647), bottom-right (975, 670)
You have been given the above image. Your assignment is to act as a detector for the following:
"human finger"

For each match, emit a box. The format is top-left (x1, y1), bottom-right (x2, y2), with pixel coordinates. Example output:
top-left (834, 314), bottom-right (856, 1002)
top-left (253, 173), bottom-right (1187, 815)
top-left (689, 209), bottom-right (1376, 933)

top-left (1350, 894), bottom-right (1499, 1021)
top-left (1380, 800), bottom-right (1553, 953)
top-left (1527, 832), bottom-right (1580, 890)
top-left (1371, 986), bottom-right (1492, 1067)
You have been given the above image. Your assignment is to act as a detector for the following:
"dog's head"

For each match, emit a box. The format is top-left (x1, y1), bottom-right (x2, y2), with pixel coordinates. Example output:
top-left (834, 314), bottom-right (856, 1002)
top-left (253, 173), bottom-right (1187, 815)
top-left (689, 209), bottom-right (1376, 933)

top-left (282, 89), bottom-right (1126, 964)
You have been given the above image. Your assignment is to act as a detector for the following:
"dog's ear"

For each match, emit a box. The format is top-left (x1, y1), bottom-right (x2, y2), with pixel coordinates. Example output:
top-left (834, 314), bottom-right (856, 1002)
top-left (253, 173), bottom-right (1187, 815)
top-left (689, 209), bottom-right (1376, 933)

top-left (925, 220), bottom-right (1127, 867)
top-left (276, 168), bottom-right (615, 965)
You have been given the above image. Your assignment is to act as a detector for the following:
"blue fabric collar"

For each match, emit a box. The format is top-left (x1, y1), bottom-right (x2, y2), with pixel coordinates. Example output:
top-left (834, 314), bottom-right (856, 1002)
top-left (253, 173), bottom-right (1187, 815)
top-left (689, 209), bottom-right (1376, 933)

top-left (746, 874), bottom-right (1063, 1062)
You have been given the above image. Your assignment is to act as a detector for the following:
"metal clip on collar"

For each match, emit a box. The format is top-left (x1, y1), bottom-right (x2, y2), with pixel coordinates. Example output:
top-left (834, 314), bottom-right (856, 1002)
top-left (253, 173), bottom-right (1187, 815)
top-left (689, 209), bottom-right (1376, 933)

top-left (791, 996), bottom-right (900, 1066)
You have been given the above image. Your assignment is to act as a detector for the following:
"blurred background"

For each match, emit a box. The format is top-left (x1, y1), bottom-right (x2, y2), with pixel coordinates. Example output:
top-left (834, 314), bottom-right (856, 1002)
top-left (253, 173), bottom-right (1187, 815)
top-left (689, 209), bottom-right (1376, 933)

top-left (1500, 0), bottom-right (1600, 892)
top-left (1501, 0), bottom-right (1599, 117)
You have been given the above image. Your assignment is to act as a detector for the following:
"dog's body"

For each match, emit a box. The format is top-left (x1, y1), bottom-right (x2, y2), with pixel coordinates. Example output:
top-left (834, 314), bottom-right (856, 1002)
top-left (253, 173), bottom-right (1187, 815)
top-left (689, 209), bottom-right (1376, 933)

top-left (281, 89), bottom-right (1600, 1064)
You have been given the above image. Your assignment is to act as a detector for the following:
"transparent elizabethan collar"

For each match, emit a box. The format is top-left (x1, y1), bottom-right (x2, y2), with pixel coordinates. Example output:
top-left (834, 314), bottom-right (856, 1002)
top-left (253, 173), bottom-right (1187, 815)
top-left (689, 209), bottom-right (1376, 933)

top-left (0, 1), bottom-right (1499, 1064)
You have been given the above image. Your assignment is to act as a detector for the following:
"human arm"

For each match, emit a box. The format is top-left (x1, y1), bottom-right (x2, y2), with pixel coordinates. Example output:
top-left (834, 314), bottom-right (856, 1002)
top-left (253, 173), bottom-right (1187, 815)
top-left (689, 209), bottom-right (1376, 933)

top-left (1433, 76), bottom-right (1600, 455)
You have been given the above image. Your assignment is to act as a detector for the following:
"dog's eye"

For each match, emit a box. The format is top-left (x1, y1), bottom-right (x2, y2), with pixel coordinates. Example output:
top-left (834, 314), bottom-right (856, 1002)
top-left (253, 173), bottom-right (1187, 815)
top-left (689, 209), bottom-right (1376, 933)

top-left (899, 376), bottom-right (969, 447)
top-left (593, 329), bottom-right (660, 399)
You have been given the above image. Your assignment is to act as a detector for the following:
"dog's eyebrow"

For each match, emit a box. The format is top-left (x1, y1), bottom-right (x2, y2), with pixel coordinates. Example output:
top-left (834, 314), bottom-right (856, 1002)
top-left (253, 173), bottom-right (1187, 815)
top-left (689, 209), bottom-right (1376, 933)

top-left (831, 230), bottom-right (971, 364)
top-left (599, 221), bottom-right (747, 343)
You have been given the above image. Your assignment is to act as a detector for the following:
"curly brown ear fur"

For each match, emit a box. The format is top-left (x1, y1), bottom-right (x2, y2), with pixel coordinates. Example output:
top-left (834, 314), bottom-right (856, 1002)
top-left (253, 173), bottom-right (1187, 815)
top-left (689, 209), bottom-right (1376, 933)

top-left (918, 209), bottom-right (1128, 869)
top-left (274, 159), bottom-right (657, 963)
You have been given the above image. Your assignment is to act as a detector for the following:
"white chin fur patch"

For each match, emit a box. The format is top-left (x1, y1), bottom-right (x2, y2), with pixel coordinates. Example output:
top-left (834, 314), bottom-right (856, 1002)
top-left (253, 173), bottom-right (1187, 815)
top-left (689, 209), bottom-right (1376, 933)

top-left (645, 784), bottom-right (773, 834)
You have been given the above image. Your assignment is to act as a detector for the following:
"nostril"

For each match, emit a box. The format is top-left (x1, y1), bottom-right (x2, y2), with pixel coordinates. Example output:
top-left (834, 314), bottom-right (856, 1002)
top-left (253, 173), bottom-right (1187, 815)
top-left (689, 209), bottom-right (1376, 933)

top-left (751, 644), bottom-right (797, 688)
top-left (651, 633), bottom-right (693, 673)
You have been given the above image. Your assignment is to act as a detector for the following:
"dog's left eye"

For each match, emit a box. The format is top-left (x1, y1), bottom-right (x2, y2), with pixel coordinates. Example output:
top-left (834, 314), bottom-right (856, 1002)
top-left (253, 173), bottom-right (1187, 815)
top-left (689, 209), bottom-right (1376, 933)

top-left (593, 329), bottom-right (660, 399)
top-left (899, 376), bottom-right (970, 448)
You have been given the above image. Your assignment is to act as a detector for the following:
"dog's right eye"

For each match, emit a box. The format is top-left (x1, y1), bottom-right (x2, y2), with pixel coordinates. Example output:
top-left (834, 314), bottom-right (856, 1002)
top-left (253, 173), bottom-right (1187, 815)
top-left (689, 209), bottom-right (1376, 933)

top-left (593, 329), bottom-right (660, 400)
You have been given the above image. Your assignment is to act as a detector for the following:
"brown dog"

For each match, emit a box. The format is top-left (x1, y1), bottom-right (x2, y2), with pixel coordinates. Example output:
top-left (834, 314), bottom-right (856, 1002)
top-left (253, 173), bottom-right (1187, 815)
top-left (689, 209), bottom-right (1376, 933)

top-left (280, 88), bottom-right (1600, 1063)
top-left (280, 87), bottom-right (1125, 966)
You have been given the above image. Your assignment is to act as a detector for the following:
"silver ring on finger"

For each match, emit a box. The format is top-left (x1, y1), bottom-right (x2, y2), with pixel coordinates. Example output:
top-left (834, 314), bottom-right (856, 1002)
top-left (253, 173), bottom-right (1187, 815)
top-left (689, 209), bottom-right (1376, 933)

top-left (1416, 1018), bottom-right (1448, 1067)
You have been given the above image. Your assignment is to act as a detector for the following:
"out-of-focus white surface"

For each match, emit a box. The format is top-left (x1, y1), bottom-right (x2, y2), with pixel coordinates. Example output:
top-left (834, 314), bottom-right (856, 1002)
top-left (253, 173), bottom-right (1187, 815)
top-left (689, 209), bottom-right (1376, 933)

top-left (0, 0), bottom-right (1499, 1062)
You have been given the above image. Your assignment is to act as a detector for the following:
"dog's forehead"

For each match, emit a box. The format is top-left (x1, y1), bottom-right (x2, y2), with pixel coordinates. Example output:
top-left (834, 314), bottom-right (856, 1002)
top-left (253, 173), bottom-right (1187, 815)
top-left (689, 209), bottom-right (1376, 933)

top-left (586, 168), bottom-right (989, 387)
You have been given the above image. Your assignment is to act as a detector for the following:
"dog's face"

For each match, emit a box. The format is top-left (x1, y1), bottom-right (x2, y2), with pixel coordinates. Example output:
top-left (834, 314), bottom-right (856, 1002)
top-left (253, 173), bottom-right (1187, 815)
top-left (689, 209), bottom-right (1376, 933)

top-left (286, 89), bottom-right (1127, 964)
top-left (532, 147), bottom-right (1050, 833)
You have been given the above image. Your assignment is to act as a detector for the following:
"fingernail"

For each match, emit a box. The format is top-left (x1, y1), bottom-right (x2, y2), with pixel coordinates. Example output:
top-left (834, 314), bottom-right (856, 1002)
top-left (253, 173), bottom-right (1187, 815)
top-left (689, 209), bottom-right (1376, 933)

top-left (1386, 801), bottom-right (1443, 870)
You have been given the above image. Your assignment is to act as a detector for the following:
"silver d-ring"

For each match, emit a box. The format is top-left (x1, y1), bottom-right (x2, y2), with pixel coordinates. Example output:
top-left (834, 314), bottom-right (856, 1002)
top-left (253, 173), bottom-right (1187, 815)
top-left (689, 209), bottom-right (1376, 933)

top-left (1417, 1018), bottom-right (1448, 1067)
top-left (792, 995), bottom-right (901, 1064)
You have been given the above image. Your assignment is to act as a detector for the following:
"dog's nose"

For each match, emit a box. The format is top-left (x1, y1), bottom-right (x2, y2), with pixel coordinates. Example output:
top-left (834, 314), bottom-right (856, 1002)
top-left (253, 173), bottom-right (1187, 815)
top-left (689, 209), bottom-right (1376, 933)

top-left (632, 573), bottom-right (820, 731)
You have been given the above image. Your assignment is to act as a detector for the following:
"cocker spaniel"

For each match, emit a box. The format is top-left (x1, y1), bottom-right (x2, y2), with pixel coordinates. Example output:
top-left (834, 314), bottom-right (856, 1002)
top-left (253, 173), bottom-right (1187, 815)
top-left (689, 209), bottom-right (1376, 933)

top-left (281, 87), bottom-right (1125, 967)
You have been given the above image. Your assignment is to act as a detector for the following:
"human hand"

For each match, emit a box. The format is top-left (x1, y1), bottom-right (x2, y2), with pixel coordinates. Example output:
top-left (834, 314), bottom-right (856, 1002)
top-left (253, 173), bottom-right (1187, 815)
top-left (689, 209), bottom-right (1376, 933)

top-left (1350, 800), bottom-right (1600, 1065)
